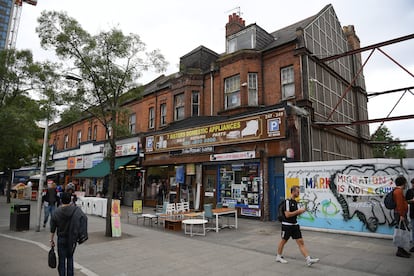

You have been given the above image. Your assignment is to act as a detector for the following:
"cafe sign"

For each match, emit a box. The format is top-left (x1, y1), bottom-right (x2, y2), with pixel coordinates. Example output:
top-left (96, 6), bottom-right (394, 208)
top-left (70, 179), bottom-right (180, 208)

top-left (145, 108), bottom-right (285, 153)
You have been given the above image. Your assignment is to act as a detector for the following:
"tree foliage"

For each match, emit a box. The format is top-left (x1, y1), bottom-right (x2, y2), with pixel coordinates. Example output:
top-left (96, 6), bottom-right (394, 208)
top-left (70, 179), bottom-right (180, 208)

top-left (0, 49), bottom-right (44, 171)
top-left (36, 11), bottom-right (168, 236)
top-left (371, 126), bottom-right (406, 158)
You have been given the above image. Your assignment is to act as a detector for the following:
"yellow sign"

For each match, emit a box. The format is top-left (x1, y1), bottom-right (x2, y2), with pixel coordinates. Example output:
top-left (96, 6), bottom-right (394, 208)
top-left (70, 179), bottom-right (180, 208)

top-left (132, 200), bottom-right (142, 214)
top-left (145, 109), bottom-right (286, 153)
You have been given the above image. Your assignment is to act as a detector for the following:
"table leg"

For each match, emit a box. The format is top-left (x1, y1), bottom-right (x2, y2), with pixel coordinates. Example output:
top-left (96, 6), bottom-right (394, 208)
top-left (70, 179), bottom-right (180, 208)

top-left (215, 213), bottom-right (219, 233)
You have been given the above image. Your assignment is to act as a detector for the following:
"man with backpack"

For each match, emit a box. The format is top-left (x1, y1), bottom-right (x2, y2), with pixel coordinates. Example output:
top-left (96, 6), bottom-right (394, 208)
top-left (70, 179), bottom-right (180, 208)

top-left (276, 185), bottom-right (319, 266)
top-left (50, 192), bottom-right (79, 276)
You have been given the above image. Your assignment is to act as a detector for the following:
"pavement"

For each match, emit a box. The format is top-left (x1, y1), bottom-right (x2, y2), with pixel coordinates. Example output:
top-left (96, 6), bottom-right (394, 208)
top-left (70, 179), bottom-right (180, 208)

top-left (1, 196), bottom-right (413, 276)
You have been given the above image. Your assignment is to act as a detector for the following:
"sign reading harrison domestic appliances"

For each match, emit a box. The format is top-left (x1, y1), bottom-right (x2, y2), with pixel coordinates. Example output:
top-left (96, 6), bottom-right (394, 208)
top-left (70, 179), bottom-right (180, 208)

top-left (145, 109), bottom-right (286, 153)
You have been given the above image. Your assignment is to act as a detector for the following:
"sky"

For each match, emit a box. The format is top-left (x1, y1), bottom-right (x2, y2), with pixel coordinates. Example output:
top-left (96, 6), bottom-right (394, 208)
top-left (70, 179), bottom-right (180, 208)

top-left (15, 0), bottom-right (414, 149)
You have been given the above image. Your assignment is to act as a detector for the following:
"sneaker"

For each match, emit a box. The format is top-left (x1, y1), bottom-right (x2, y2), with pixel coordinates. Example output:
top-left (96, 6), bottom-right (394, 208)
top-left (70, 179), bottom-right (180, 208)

top-left (396, 251), bottom-right (410, 258)
top-left (306, 257), bottom-right (320, 266)
top-left (410, 247), bottom-right (414, 253)
top-left (276, 255), bottom-right (288, 264)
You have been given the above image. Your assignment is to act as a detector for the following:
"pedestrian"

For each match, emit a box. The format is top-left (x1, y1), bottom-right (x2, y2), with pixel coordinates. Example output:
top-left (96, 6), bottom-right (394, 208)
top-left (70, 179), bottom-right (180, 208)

top-left (66, 187), bottom-right (77, 206)
top-left (276, 185), bottom-right (320, 266)
top-left (404, 178), bottom-right (414, 253)
top-left (42, 182), bottom-right (59, 228)
top-left (393, 175), bottom-right (410, 258)
top-left (50, 192), bottom-right (77, 276)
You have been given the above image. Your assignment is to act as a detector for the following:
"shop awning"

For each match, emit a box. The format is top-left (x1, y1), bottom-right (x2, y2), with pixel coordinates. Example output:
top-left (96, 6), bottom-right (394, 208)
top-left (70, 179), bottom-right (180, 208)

top-left (74, 156), bottom-right (136, 178)
top-left (29, 170), bottom-right (64, 180)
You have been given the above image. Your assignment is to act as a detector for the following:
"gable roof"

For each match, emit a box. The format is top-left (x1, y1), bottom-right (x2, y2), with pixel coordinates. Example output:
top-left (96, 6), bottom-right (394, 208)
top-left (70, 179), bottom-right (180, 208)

top-left (264, 4), bottom-right (332, 51)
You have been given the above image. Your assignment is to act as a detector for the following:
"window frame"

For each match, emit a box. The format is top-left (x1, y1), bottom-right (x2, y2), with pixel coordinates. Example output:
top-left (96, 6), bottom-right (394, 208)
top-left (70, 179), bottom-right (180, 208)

top-left (129, 113), bottom-right (136, 134)
top-left (149, 107), bottom-right (155, 129)
top-left (224, 75), bottom-right (241, 109)
top-left (77, 130), bottom-right (82, 146)
top-left (160, 103), bottom-right (167, 126)
top-left (191, 91), bottom-right (200, 116)
top-left (174, 93), bottom-right (185, 121)
top-left (248, 73), bottom-right (258, 106)
top-left (281, 66), bottom-right (295, 99)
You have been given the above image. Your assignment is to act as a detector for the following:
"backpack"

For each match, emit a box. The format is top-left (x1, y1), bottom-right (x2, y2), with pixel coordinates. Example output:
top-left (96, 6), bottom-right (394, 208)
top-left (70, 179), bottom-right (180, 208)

top-left (67, 207), bottom-right (88, 256)
top-left (384, 189), bottom-right (396, 210)
top-left (277, 200), bottom-right (286, 222)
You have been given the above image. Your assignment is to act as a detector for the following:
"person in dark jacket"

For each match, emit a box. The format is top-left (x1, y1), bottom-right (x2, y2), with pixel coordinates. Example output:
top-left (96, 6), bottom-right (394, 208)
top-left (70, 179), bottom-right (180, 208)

top-left (50, 192), bottom-right (77, 276)
top-left (42, 182), bottom-right (59, 228)
top-left (405, 178), bottom-right (414, 253)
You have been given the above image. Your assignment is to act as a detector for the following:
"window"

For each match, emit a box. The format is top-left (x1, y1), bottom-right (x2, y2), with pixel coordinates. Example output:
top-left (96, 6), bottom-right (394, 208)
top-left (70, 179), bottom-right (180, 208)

top-left (160, 104), bottom-right (167, 126)
top-left (281, 66), bottom-right (295, 99)
top-left (226, 27), bottom-right (256, 53)
top-left (248, 73), bottom-right (258, 106)
top-left (87, 127), bottom-right (92, 140)
top-left (225, 75), bottom-right (240, 109)
top-left (64, 135), bottom-right (69, 149)
top-left (129, 113), bottom-right (136, 134)
top-left (174, 93), bottom-right (185, 121)
top-left (192, 91), bottom-right (199, 116)
top-left (93, 125), bottom-right (98, 140)
top-left (77, 130), bottom-right (82, 145)
top-left (149, 107), bottom-right (155, 128)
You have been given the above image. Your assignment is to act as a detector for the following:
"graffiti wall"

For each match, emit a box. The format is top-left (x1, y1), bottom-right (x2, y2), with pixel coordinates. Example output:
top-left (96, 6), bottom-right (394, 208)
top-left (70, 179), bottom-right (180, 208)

top-left (284, 159), bottom-right (410, 236)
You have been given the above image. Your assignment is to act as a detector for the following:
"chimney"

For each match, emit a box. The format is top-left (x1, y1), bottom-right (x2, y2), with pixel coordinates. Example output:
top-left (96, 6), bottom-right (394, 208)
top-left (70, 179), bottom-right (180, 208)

top-left (343, 25), bottom-right (360, 50)
top-left (226, 13), bottom-right (246, 37)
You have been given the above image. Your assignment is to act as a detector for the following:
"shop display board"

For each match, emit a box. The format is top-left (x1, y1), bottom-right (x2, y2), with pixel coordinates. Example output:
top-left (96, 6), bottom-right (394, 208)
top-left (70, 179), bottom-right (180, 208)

top-left (218, 164), bottom-right (261, 217)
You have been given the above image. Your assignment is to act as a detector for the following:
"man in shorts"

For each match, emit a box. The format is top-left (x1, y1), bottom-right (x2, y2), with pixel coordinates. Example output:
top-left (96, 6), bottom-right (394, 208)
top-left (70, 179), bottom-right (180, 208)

top-left (276, 185), bottom-right (320, 266)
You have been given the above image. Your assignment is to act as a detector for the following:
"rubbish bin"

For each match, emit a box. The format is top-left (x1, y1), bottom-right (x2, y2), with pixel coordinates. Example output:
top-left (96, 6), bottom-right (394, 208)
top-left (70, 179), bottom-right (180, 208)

top-left (10, 204), bottom-right (30, 231)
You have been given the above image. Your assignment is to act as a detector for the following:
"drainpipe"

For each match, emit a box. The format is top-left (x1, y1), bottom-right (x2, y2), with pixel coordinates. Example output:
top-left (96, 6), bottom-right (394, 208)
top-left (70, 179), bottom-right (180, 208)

top-left (210, 64), bottom-right (214, 116)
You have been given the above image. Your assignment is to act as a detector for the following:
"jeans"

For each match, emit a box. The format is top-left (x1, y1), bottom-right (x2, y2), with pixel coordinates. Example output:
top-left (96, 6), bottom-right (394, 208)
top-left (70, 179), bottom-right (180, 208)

top-left (410, 218), bottom-right (414, 244)
top-left (43, 204), bottom-right (56, 226)
top-left (57, 237), bottom-right (74, 276)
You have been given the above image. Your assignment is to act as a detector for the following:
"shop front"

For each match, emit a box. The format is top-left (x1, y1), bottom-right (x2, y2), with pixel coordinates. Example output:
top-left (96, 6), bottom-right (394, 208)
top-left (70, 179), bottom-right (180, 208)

top-left (143, 107), bottom-right (287, 219)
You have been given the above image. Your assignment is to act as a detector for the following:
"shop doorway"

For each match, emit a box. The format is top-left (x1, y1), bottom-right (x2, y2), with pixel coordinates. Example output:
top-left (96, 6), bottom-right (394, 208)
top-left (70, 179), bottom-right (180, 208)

top-left (203, 168), bottom-right (217, 208)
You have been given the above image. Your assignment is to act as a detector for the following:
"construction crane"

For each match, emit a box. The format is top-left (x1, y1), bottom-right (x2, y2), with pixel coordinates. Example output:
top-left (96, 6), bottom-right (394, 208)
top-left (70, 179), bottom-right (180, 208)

top-left (6, 0), bottom-right (37, 49)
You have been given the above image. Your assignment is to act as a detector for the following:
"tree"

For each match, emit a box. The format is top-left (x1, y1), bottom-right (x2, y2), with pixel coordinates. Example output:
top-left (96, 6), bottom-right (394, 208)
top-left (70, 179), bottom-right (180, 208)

top-left (36, 11), bottom-right (168, 236)
top-left (371, 126), bottom-right (406, 158)
top-left (0, 49), bottom-right (44, 203)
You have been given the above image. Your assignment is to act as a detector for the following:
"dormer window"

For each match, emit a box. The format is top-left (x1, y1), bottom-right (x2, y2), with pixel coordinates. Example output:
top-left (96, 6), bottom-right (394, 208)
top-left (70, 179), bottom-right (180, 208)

top-left (226, 26), bottom-right (256, 54)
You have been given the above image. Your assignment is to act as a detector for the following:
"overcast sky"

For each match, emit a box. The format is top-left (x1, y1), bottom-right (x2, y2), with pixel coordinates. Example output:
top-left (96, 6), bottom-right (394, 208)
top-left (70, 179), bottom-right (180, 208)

top-left (16, 0), bottom-right (414, 149)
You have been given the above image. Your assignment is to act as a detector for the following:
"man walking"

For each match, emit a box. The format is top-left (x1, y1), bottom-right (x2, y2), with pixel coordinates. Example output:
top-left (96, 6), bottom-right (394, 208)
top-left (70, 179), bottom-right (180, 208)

top-left (42, 182), bottom-right (59, 228)
top-left (50, 192), bottom-right (77, 276)
top-left (276, 185), bottom-right (320, 266)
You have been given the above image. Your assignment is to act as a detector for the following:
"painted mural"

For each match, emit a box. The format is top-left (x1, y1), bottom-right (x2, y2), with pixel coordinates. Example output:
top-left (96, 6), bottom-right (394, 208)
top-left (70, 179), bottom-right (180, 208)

top-left (284, 159), bottom-right (410, 236)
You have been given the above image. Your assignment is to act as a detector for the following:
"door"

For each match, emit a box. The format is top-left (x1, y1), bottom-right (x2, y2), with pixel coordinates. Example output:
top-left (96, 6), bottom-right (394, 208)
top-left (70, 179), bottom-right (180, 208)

top-left (268, 157), bottom-right (285, 221)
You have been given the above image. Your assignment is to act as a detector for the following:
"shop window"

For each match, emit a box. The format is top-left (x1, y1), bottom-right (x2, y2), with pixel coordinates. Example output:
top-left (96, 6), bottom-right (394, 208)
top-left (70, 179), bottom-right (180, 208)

top-left (225, 75), bottom-right (240, 109)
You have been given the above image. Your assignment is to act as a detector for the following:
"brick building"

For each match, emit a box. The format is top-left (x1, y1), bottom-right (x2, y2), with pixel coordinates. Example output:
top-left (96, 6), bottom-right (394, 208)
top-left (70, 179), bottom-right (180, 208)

top-left (49, 4), bottom-right (371, 220)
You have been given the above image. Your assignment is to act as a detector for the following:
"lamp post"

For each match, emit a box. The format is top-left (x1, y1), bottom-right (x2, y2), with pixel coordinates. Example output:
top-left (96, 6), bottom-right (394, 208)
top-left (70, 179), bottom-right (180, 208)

top-left (35, 116), bottom-right (49, 232)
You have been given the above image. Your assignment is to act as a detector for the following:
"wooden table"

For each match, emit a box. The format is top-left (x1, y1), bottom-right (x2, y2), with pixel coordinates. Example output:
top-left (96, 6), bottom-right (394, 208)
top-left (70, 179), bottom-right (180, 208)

top-left (164, 218), bottom-right (182, 231)
top-left (182, 219), bottom-right (208, 236)
top-left (211, 208), bottom-right (238, 233)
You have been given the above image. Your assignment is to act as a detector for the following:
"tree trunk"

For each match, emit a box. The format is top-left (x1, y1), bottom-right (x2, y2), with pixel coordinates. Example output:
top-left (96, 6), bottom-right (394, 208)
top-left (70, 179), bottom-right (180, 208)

top-left (105, 137), bottom-right (117, 237)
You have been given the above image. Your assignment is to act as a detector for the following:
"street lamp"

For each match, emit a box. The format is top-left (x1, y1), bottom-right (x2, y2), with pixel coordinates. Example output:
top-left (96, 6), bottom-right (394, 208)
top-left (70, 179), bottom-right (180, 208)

top-left (35, 115), bottom-right (49, 232)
